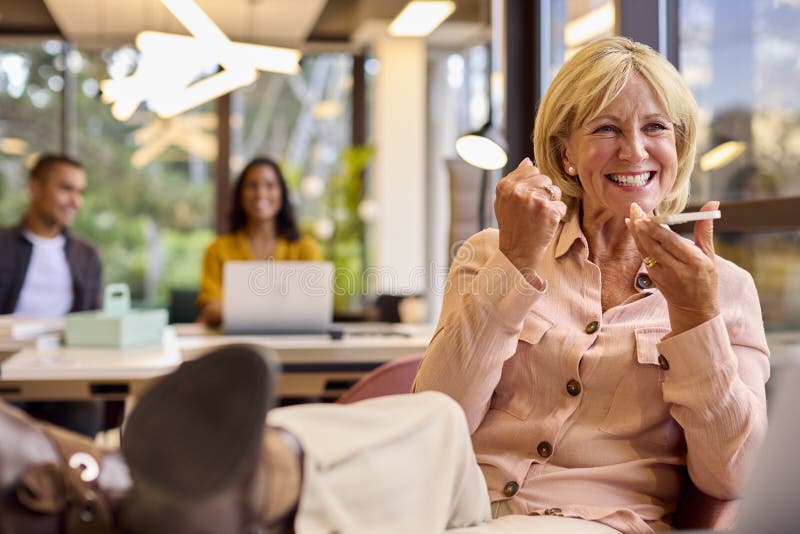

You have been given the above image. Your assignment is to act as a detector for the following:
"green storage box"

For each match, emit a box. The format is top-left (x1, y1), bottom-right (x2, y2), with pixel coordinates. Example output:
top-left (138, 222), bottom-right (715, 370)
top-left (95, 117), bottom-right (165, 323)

top-left (65, 284), bottom-right (168, 348)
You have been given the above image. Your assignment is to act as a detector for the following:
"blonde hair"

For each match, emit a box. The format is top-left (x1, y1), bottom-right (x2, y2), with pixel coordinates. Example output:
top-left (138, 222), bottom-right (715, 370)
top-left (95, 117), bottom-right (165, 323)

top-left (532, 37), bottom-right (697, 216)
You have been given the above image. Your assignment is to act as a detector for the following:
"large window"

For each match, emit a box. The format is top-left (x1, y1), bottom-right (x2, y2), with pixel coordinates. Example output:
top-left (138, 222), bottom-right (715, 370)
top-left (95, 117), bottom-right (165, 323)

top-left (681, 0), bottom-right (800, 202)
top-left (1, 42), bottom-right (360, 311)
top-left (547, 0), bottom-right (615, 82)
top-left (680, 0), bottom-right (800, 332)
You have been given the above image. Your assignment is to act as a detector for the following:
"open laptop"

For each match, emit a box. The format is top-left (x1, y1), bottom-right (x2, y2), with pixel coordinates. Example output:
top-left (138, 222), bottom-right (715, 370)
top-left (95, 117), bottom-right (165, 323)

top-left (223, 261), bottom-right (334, 335)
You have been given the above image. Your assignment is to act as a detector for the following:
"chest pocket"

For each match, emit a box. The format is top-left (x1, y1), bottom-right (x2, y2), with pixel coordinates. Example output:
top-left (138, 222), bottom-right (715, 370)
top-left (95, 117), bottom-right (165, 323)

top-left (491, 312), bottom-right (555, 420)
top-left (518, 311), bottom-right (555, 345)
top-left (599, 327), bottom-right (679, 447)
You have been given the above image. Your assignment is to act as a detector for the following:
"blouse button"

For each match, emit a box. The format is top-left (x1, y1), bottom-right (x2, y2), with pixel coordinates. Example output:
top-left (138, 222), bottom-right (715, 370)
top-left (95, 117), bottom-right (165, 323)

top-left (566, 379), bottom-right (581, 396)
top-left (658, 354), bottom-right (670, 370)
top-left (584, 321), bottom-right (599, 334)
top-left (503, 481), bottom-right (520, 497)
top-left (537, 441), bottom-right (553, 458)
top-left (635, 273), bottom-right (653, 289)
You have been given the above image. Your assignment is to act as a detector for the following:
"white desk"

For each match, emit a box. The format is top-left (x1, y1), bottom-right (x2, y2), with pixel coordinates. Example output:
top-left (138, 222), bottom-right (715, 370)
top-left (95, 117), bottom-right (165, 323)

top-left (0, 324), bottom-right (433, 402)
top-left (8, 326), bottom-right (791, 404)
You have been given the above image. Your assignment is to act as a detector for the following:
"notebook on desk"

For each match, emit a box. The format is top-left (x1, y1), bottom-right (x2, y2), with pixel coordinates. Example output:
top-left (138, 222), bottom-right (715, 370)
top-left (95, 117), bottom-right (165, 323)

top-left (223, 261), bottom-right (334, 335)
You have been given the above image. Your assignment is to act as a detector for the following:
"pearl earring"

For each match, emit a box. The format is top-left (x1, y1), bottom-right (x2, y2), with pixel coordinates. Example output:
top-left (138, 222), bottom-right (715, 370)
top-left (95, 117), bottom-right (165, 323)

top-left (567, 165), bottom-right (576, 175)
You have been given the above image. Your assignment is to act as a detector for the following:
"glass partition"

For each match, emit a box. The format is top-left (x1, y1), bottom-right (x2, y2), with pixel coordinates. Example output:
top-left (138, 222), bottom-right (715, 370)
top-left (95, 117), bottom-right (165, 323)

top-left (715, 231), bottom-right (800, 331)
top-left (680, 0), bottom-right (800, 203)
top-left (73, 48), bottom-right (215, 305)
top-left (680, 0), bottom-right (800, 333)
top-left (547, 0), bottom-right (615, 84)
top-left (0, 41), bottom-right (63, 224)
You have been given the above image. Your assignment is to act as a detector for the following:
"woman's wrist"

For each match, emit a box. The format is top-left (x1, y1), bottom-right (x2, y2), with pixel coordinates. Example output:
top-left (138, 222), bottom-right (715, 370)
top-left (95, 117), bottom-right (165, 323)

top-left (666, 306), bottom-right (720, 338)
top-left (517, 267), bottom-right (546, 292)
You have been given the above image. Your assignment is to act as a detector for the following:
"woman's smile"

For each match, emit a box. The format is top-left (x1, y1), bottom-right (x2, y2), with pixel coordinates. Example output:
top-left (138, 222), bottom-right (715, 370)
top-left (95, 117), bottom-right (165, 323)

top-left (605, 170), bottom-right (657, 189)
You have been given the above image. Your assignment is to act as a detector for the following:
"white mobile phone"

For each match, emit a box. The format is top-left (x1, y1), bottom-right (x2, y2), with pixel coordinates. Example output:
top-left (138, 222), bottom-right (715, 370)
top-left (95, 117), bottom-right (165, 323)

top-left (651, 210), bottom-right (721, 225)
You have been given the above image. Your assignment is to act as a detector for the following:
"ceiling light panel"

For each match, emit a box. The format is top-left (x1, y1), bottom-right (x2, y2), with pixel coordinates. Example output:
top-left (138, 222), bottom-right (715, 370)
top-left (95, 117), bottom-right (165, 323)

top-left (389, 1), bottom-right (456, 37)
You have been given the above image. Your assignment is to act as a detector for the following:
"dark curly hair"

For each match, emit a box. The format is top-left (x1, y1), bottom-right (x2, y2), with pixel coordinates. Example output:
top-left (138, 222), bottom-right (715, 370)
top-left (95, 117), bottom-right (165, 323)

top-left (229, 157), bottom-right (300, 241)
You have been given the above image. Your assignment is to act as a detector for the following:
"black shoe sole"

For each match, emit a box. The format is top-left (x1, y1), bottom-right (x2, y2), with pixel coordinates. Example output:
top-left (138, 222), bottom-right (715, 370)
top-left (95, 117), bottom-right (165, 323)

top-left (122, 344), bottom-right (280, 501)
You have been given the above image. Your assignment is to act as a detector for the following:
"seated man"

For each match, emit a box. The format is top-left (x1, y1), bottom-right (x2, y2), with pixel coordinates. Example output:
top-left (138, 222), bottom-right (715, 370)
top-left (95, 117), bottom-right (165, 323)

top-left (0, 153), bottom-right (105, 437)
top-left (3, 343), bottom-right (796, 533)
top-left (1, 344), bottom-right (617, 534)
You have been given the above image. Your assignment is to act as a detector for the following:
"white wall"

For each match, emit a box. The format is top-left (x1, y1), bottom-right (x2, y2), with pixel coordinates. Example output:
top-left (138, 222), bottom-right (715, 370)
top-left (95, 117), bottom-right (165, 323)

top-left (369, 36), bottom-right (427, 296)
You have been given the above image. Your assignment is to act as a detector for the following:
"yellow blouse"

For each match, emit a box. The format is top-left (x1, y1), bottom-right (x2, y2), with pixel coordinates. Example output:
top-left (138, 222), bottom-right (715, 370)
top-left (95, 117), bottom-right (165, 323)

top-left (197, 231), bottom-right (322, 306)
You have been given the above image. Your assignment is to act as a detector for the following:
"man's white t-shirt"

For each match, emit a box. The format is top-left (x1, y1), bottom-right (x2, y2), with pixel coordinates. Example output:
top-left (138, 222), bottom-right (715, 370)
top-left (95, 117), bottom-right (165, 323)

top-left (13, 231), bottom-right (74, 317)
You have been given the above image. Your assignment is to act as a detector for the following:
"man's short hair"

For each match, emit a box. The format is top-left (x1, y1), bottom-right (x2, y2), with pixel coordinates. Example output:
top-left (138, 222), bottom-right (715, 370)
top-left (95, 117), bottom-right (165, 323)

top-left (29, 153), bottom-right (84, 182)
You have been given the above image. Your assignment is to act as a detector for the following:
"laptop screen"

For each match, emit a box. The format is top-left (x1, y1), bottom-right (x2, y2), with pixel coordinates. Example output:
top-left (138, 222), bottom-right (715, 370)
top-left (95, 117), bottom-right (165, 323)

top-left (222, 261), bottom-right (334, 334)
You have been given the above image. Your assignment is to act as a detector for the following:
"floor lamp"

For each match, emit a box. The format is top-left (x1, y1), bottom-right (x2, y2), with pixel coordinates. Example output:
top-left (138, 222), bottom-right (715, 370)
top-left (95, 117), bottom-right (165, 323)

top-left (454, 0), bottom-right (507, 232)
top-left (455, 119), bottom-right (508, 231)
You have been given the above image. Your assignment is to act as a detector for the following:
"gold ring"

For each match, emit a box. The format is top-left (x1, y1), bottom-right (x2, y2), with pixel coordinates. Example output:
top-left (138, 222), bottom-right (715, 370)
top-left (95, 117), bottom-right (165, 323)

top-left (542, 184), bottom-right (558, 201)
top-left (643, 256), bottom-right (657, 268)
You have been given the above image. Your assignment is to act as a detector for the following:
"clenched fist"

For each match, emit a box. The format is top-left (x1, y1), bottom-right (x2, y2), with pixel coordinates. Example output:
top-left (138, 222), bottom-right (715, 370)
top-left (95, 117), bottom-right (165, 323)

top-left (495, 158), bottom-right (567, 276)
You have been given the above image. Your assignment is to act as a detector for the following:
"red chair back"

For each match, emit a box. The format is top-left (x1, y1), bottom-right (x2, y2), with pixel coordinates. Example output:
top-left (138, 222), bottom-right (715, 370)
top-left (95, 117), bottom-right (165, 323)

top-left (336, 353), bottom-right (423, 404)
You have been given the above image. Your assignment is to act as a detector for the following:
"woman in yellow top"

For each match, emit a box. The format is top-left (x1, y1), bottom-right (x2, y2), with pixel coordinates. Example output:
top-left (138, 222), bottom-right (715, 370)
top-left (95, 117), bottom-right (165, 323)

top-left (198, 157), bottom-right (321, 326)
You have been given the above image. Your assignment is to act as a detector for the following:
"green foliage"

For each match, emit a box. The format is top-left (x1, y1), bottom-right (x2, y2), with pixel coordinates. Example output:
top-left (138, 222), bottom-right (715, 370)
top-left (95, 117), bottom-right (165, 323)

top-left (281, 160), bottom-right (302, 192)
top-left (73, 209), bottom-right (149, 297)
top-left (324, 145), bottom-right (373, 313)
top-left (0, 161), bottom-right (27, 225)
top-left (155, 228), bottom-right (215, 303)
top-left (281, 145), bottom-right (373, 313)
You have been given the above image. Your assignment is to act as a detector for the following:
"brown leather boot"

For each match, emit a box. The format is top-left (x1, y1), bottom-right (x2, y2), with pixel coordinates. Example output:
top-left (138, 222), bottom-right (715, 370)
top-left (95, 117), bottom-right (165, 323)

top-left (0, 401), bottom-right (131, 534)
top-left (120, 344), bottom-right (291, 534)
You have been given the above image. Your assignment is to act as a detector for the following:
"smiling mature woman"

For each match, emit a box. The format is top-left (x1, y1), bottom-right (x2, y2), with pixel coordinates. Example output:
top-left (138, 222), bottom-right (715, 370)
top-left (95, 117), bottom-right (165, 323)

top-left (0, 37), bottom-right (771, 534)
top-left (414, 36), bottom-right (769, 533)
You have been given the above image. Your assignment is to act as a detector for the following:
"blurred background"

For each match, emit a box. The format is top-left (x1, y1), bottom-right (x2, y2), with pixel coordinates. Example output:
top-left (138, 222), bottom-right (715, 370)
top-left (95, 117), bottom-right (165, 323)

top-left (0, 0), bottom-right (797, 332)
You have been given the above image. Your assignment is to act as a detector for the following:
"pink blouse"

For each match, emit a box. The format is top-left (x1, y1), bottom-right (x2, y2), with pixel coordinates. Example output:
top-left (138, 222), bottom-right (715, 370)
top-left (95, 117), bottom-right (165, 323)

top-left (413, 212), bottom-right (770, 533)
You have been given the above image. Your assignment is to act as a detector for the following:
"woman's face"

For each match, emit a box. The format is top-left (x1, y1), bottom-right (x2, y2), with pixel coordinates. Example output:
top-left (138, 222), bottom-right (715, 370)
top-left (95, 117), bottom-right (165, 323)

top-left (562, 74), bottom-right (678, 218)
top-left (240, 164), bottom-right (283, 223)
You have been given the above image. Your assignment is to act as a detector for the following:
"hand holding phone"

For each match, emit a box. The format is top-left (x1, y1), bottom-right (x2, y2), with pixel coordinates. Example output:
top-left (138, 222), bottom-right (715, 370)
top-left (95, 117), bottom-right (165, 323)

top-left (651, 210), bottom-right (721, 225)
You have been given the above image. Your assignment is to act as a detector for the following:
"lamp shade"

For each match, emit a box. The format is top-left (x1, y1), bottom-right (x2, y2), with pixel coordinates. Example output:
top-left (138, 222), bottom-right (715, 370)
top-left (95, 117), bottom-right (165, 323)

top-left (455, 122), bottom-right (508, 170)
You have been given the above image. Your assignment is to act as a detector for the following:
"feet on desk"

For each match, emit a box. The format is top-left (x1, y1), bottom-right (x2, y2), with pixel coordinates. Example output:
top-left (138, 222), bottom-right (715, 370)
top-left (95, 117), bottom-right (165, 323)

top-left (1, 344), bottom-right (303, 534)
top-left (0, 401), bottom-right (130, 533)
top-left (121, 343), bottom-right (303, 534)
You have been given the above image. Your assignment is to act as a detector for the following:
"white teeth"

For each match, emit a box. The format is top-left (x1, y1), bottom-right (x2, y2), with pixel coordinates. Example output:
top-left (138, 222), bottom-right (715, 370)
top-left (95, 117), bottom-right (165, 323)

top-left (608, 172), bottom-right (651, 186)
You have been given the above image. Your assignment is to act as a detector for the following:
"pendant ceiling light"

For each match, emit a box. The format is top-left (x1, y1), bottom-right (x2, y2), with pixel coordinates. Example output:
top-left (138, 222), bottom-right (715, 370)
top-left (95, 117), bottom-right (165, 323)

top-left (389, 1), bottom-right (456, 37)
top-left (100, 0), bottom-right (301, 121)
top-left (454, 0), bottom-right (509, 232)
top-left (455, 0), bottom-right (508, 172)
